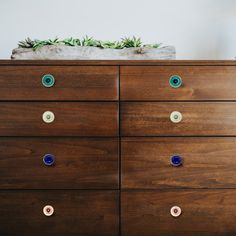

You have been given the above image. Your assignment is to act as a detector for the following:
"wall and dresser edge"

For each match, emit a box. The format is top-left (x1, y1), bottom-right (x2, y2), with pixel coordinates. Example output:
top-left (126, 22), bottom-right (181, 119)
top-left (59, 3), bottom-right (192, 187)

top-left (0, 60), bottom-right (236, 235)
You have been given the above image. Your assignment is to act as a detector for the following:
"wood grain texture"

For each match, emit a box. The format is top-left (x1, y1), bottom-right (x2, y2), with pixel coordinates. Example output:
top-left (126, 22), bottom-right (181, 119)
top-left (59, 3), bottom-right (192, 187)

top-left (0, 66), bottom-right (118, 100)
top-left (0, 190), bottom-right (118, 236)
top-left (0, 66), bottom-right (118, 101)
top-left (1, 60), bottom-right (236, 236)
top-left (122, 190), bottom-right (236, 236)
top-left (120, 66), bottom-right (236, 100)
top-left (121, 102), bottom-right (236, 136)
top-left (1, 60), bottom-right (236, 66)
top-left (0, 102), bottom-right (118, 136)
top-left (122, 137), bottom-right (236, 189)
top-left (0, 138), bottom-right (118, 189)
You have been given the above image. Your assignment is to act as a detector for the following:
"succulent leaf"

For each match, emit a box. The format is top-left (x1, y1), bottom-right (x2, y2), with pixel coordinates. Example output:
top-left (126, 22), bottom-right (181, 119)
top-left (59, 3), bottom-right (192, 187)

top-left (18, 36), bottom-right (161, 50)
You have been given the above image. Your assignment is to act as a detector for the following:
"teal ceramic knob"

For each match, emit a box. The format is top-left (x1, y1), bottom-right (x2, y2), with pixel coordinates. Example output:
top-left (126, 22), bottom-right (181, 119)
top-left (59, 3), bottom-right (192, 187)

top-left (42, 74), bottom-right (55, 88)
top-left (169, 75), bottom-right (182, 88)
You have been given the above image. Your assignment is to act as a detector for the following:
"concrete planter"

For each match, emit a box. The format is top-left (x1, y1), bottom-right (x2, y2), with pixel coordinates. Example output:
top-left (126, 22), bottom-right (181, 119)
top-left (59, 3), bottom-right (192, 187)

top-left (11, 45), bottom-right (176, 60)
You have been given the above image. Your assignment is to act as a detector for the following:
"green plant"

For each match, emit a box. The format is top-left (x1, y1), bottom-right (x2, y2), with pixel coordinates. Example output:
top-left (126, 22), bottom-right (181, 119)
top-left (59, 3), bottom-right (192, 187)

top-left (81, 36), bottom-right (99, 47)
top-left (98, 41), bottom-right (124, 49)
top-left (144, 43), bottom-right (162, 48)
top-left (63, 37), bottom-right (81, 46)
top-left (18, 36), bottom-right (161, 50)
top-left (121, 36), bottom-right (142, 48)
top-left (32, 38), bottom-right (61, 50)
top-left (18, 37), bottom-right (37, 48)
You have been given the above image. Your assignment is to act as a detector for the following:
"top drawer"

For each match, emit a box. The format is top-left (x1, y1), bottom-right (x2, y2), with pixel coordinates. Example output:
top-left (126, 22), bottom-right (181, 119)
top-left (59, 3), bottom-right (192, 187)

top-left (0, 66), bottom-right (118, 101)
top-left (121, 66), bottom-right (236, 100)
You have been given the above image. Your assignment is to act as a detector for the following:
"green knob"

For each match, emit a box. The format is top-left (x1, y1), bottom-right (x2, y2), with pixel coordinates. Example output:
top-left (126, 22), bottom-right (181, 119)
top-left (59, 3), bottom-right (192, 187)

top-left (42, 74), bottom-right (55, 88)
top-left (169, 75), bottom-right (182, 88)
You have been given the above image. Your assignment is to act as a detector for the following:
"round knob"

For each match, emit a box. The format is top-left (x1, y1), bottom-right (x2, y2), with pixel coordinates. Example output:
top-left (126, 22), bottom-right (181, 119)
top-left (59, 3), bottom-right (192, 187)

top-left (43, 205), bottom-right (54, 216)
top-left (43, 154), bottom-right (55, 166)
top-left (170, 111), bottom-right (182, 123)
top-left (169, 75), bottom-right (182, 88)
top-left (170, 155), bottom-right (183, 167)
top-left (42, 111), bottom-right (55, 123)
top-left (170, 206), bottom-right (182, 217)
top-left (42, 74), bottom-right (55, 88)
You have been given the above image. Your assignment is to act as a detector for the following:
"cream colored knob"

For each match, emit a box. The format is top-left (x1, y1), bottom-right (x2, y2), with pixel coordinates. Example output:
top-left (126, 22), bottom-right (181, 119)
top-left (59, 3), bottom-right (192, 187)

top-left (170, 206), bottom-right (182, 217)
top-left (43, 205), bottom-right (54, 216)
top-left (170, 111), bottom-right (182, 123)
top-left (42, 111), bottom-right (55, 123)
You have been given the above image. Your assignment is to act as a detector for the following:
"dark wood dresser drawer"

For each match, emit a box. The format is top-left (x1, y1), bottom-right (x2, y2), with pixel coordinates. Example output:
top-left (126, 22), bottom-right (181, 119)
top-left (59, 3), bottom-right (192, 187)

top-left (0, 138), bottom-right (118, 189)
top-left (1, 60), bottom-right (236, 236)
top-left (121, 66), bottom-right (236, 100)
top-left (122, 137), bottom-right (236, 189)
top-left (0, 102), bottom-right (118, 136)
top-left (0, 190), bottom-right (118, 236)
top-left (0, 66), bottom-right (118, 100)
top-left (122, 190), bottom-right (236, 236)
top-left (121, 102), bottom-right (236, 136)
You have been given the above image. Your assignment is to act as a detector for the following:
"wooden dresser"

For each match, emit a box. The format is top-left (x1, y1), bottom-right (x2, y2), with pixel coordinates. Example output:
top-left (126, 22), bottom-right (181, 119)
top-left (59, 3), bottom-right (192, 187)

top-left (1, 60), bottom-right (236, 236)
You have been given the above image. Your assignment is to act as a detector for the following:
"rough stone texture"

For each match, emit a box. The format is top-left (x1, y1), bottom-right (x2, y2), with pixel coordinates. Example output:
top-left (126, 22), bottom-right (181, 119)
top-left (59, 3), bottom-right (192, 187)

top-left (11, 45), bottom-right (176, 60)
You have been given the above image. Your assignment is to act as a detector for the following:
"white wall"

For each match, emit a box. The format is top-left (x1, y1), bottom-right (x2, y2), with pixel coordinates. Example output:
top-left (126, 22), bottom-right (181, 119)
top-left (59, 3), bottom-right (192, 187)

top-left (0, 0), bottom-right (236, 59)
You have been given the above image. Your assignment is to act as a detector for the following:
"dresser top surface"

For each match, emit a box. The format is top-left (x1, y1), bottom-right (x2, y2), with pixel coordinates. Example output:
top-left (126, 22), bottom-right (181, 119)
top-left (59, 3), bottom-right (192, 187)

top-left (1, 60), bottom-right (236, 66)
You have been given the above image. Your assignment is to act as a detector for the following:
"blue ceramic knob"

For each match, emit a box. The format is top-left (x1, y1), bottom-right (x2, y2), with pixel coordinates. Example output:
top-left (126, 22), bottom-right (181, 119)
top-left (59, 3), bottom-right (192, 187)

top-left (43, 154), bottom-right (55, 166)
top-left (170, 155), bottom-right (182, 167)
top-left (42, 74), bottom-right (55, 88)
top-left (169, 75), bottom-right (182, 88)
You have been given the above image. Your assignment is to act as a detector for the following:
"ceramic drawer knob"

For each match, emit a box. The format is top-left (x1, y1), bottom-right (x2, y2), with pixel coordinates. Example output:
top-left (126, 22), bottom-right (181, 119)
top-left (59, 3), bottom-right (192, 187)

top-left (42, 74), bottom-right (55, 88)
top-left (42, 111), bottom-right (55, 123)
top-left (170, 206), bottom-right (182, 217)
top-left (43, 154), bottom-right (55, 166)
top-left (43, 205), bottom-right (54, 216)
top-left (169, 75), bottom-right (182, 88)
top-left (170, 111), bottom-right (182, 123)
top-left (170, 155), bottom-right (183, 167)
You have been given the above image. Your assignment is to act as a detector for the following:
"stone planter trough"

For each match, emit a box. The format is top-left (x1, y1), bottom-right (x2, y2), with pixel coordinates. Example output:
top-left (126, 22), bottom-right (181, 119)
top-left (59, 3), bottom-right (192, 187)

top-left (11, 45), bottom-right (176, 60)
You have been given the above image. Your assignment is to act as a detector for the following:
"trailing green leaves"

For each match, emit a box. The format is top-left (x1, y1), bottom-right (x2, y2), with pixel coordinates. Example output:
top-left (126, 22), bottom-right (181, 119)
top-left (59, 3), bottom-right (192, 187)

top-left (18, 36), bottom-right (161, 50)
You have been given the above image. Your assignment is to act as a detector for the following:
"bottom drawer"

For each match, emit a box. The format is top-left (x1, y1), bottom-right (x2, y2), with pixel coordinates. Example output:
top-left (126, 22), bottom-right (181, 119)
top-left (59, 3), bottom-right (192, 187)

top-left (122, 190), bottom-right (236, 236)
top-left (0, 190), bottom-right (118, 236)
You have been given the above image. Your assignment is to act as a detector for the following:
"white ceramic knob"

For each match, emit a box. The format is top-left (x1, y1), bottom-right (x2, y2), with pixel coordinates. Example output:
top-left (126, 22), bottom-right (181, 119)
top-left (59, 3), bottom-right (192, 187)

top-left (43, 205), bottom-right (54, 216)
top-left (170, 206), bottom-right (182, 217)
top-left (170, 111), bottom-right (182, 123)
top-left (42, 111), bottom-right (55, 123)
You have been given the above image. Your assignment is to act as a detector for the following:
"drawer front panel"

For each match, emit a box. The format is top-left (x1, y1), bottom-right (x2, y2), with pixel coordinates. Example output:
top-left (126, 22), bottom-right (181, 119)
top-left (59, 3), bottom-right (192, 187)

top-left (0, 190), bottom-right (118, 236)
top-left (122, 190), bottom-right (236, 236)
top-left (0, 66), bottom-right (118, 100)
top-left (122, 137), bottom-right (236, 189)
top-left (120, 66), bottom-right (236, 100)
top-left (0, 138), bottom-right (118, 189)
top-left (0, 102), bottom-right (118, 136)
top-left (121, 102), bottom-right (236, 136)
